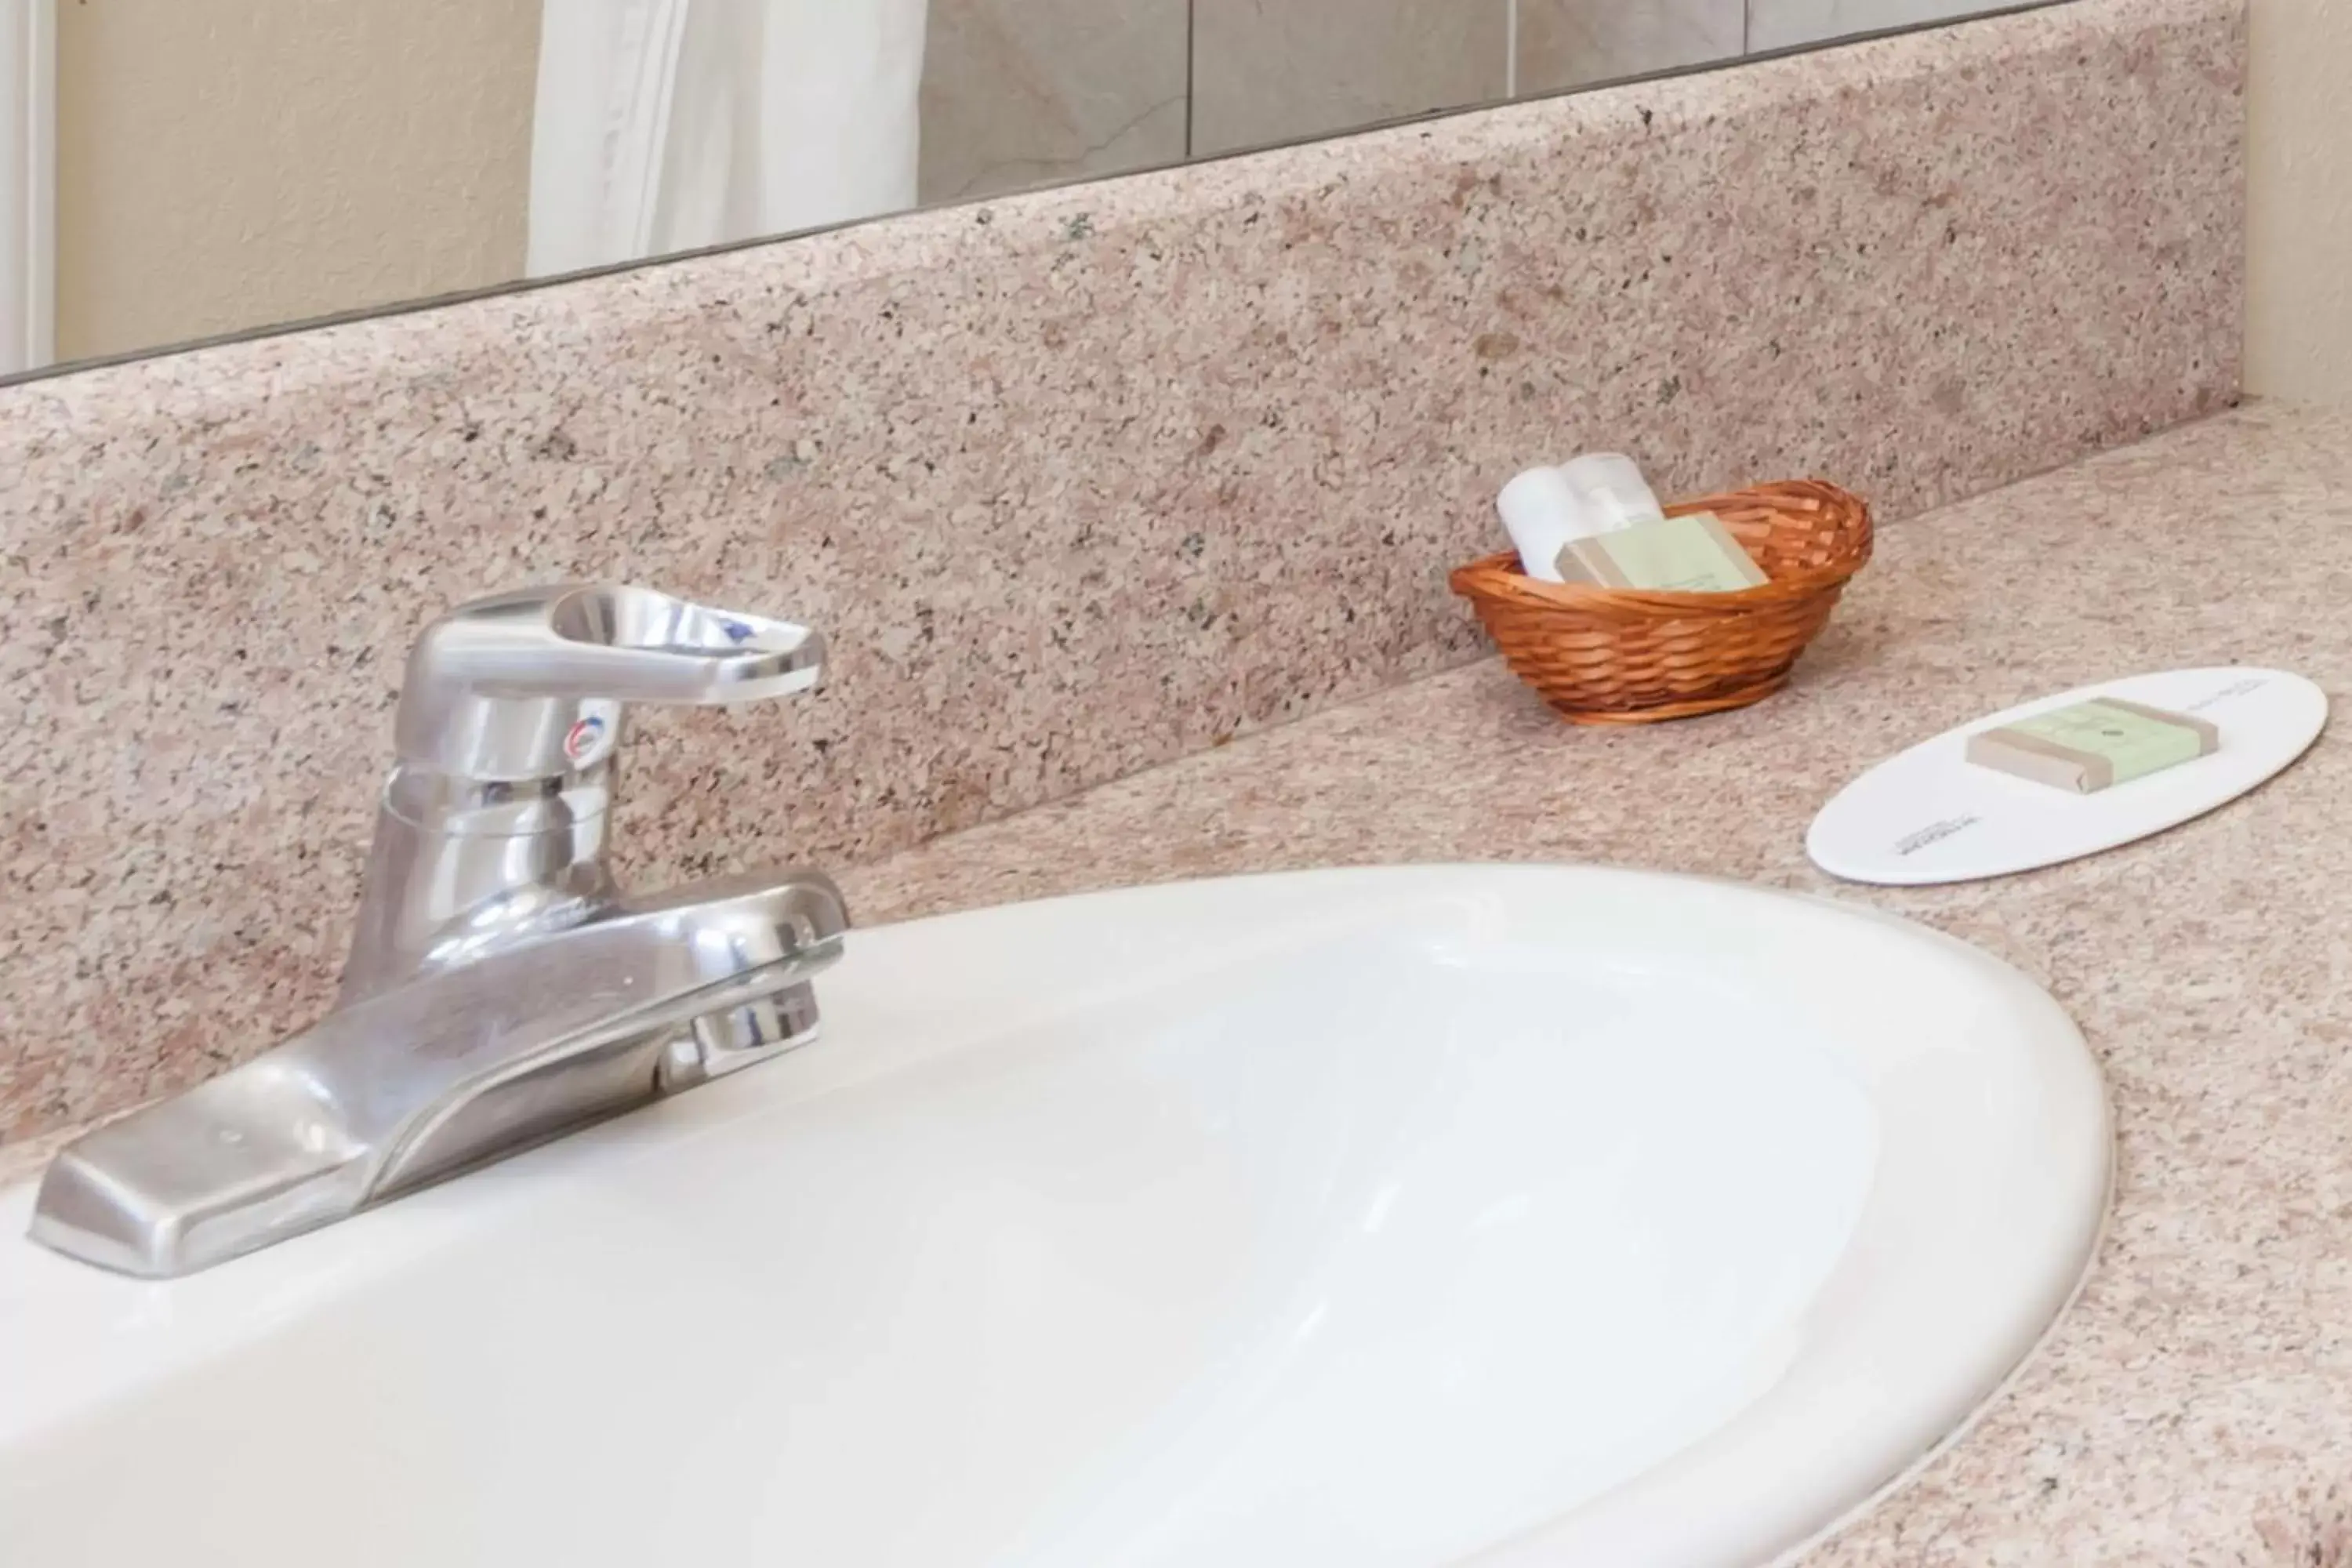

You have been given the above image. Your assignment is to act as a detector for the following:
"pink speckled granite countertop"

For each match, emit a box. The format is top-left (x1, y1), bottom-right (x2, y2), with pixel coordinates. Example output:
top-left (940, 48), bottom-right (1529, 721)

top-left (5, 408), bottom-right (2348, 1559)
top-left (0, 0), bottom-right (2242, 1149)
top-left (813, 401), bottom-right (2352, 1563)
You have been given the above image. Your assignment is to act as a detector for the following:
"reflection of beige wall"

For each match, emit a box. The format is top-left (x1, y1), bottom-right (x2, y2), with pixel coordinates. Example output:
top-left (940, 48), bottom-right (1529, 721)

top-left (55, 0), bottom-right (539, 363)
top-left (2248, 0), bottom-right (2352, 405)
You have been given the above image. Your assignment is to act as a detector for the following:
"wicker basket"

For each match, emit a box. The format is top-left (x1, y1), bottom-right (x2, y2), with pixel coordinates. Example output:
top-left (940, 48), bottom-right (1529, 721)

top-left (1448, 479), bottom-right (1871, 725)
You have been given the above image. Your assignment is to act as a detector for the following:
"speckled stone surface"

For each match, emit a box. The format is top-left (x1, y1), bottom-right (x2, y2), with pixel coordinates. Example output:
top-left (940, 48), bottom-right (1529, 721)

top-left (7, 400), bottom-right (2350, 1562)
top-left (0, 0), bottom-right (2240, 1143)
top-left (801, 401), bottom-right (2352, 1564)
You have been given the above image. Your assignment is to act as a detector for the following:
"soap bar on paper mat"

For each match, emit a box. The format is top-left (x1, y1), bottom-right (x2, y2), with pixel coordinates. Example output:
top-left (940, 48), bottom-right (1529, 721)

top-left (1964, 697), bottom-right (2220, 793)
top-left (1553, 511), bottom-right (1768, 593)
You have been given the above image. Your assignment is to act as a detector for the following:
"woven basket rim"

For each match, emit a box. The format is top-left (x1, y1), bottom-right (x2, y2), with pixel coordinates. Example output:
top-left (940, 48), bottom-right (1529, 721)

top-left (1448, 479), bottom-right (1871, 617)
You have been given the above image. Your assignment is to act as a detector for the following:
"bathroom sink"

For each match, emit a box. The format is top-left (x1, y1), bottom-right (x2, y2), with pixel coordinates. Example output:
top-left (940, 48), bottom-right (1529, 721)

top-left (0, 864), bottom-right (2107, 1567)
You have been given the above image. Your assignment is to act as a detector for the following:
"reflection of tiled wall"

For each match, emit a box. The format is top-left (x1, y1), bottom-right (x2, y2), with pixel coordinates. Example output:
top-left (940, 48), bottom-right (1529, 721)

top-left (918, 0), bottom-right (1191, 204)
top-left (1517, 0), bottom-right (1745, 96)
top-left (1189, 0), bottom-right (1509, 157)
top-left (919, 0), bottom-right (2031, 200)
top-left (1747, 0), bottom-right (2016, 52)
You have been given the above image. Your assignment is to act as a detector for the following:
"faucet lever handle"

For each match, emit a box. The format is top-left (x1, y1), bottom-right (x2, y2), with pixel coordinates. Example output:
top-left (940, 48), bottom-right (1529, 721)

top-left (394, 583), bottom-right (826, 780)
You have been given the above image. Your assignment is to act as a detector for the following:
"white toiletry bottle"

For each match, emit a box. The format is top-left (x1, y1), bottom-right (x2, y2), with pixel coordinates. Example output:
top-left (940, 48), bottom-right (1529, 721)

top-left (1558, 452), bottom-right (1667, 534)
top-left (1496, 466), bottom-right (1592, 583)
top-left (1496, 454), bottom-right (1670, 582)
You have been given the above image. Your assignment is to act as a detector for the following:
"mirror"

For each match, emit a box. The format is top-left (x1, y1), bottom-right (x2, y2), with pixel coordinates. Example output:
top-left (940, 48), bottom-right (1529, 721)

top-left (0, 0), bottom-right (2044, 383)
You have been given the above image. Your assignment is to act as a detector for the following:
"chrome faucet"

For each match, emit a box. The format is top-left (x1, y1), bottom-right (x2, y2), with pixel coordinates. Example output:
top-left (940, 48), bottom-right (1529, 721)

top-left (30, 584), bottom-right (849, 1278)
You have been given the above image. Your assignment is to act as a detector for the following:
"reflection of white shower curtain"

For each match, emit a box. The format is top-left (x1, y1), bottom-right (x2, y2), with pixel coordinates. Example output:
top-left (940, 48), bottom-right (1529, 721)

top-left (1, 0), bottom-right (54, 376)
top-left (527, 0), bottom-right (927, 278)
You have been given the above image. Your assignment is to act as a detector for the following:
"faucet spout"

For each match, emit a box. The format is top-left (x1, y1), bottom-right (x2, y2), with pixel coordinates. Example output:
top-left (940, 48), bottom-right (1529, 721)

top-left (31, 870), bottom-right (848, 1279)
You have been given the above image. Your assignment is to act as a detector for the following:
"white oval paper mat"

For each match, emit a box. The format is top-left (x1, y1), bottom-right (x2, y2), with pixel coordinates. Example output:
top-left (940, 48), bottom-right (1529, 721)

top-left (1807, 668), bottom-right (2328, 887)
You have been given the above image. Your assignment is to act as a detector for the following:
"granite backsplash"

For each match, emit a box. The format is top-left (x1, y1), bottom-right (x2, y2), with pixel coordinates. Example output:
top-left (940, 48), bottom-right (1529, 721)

top-left (0, 0), bottom-right (2242, 1140)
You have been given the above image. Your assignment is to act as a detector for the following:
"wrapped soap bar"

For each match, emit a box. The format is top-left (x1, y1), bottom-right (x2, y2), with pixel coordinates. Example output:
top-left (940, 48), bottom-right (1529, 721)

top-left (1965, 697), bottom-right (2219, 793)
top-left (1553, 511), bottom-right (1768, 593)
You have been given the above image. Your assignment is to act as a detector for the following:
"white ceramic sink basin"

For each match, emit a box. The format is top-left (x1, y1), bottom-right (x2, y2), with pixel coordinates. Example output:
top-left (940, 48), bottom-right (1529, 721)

top-left (0, 864), bottom-right (2107, 1567)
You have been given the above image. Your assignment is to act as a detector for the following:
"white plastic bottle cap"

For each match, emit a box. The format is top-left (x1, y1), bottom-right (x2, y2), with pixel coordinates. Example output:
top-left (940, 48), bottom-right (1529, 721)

top-left (1559, 452), bottom-right (1666, 534)
top-left (1495, 466), bottom-right (1589, 582)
